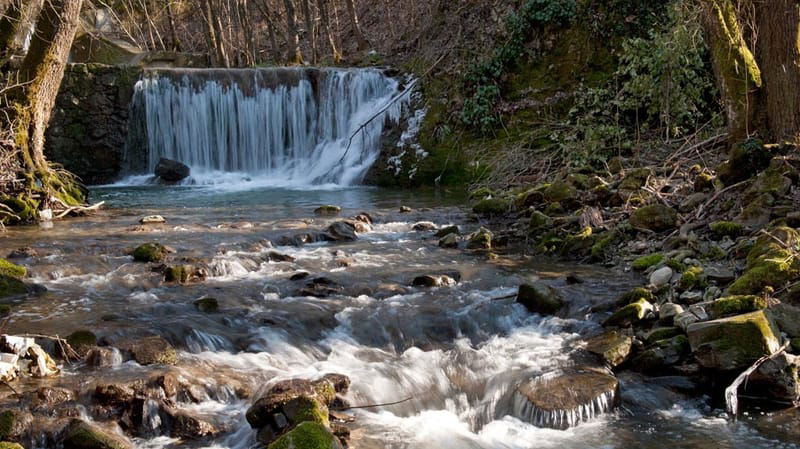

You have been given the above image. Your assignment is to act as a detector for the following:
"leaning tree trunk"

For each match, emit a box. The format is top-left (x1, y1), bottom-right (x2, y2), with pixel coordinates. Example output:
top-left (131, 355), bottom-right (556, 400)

top-left (1, 0), bottom-right (87, 221)
top-left (317, 0), bottom-right (341, 63)
top-left (701, 0), bottom-right (762, 141)
top-left (755, 0), bottom-right (800, 144)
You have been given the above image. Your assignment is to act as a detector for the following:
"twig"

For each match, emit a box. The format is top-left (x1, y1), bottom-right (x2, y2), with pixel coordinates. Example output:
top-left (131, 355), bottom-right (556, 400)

top-left (53, 201), bottom-right (105, 219)
top-left (335, 397), bottom-right (413, 410)
top-left (694, 179), bottom-right (750, 220)
top-left (1, 381), bottom-right (18, 395)
top-left (725, 340), bottom-right (791, 419)
top-left (15, 333), bottom-right (81, 361)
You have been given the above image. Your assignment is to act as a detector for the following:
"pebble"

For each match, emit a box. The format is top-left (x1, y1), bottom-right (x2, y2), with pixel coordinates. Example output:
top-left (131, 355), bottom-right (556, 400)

top-left (650, 266), bottom-right (674, 287)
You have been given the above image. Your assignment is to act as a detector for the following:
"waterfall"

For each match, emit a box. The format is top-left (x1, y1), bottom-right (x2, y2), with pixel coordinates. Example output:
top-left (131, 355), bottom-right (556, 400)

top-left (124, 67), bottom-right (409, 187)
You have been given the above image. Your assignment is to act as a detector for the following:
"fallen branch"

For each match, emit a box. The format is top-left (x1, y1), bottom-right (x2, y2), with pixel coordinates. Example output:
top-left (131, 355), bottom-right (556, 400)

top-left (335, 396), bottom-right (413, 410)
top-left (53, 201), bottom-right (105, 219)
top-left (694, 179), bottom-right (750, 220)
top-left (725, 340), bottom-right (791, 419)
top-left (16, 334), bottom-right (81, 362)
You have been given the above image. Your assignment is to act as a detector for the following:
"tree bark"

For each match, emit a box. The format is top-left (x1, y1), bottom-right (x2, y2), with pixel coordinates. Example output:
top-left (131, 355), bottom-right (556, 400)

top-left (755, 0), bottom-right (800, 144)
top-left (300, 0), bottom-right (317, 64)
top-left (316, 0), bottom-right (341, 62)
top-left (165, 0), bottom-right (181, 52)
top-left (16, 0), bottom-right (84, 170)
top-left (283, 0), bottom-right (304, 64)
top-left (701, 0), bottom-right (762, 141)
top-left (202, 0), bottom-right (230, 67)
top-left (344, 0), bottom-right (368, 50)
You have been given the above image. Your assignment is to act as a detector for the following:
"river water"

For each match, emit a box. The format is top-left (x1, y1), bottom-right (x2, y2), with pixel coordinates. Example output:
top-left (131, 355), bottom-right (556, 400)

top-left (0, 184), bottom-right (796, 449)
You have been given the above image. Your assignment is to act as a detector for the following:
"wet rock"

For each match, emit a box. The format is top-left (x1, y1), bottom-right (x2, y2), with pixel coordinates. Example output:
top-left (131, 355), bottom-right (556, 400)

top-left (584, 331), bottom-right (633, 367)
top-left (631, 335), bottom-right (690, 373)
top-left (326, 221), bottom-right (358, 241)
top-left (614, 287), bottom-right (656, 307)
top-left (266, 422), bottom-right (343, 449)
top-left (298, 278), bottom-right (343, 298)
top-left (704, 266), bottom-right (735, 283)
top-left (412, 221), bottom-right (437, 232)
top-left (139, 215), bottom-right (165, 224)
top-left (399, 206), bottom-right (412, 213)
top-left (412, 275), bottom-right (456, 288)
top-left (630, 205), bottom-right (678, 232)
top-left (0, 409), bottom-right (31, 441)
top-left (744, 353), bottom-right (800, 403)
top-left (466, 227), bottom-right (492, 250)
top-left (32, 386), bottom-right (76, 411)
top-left (472, 198), bottom-right (509, 216)
top-left (132, 243), bottom-right (168, 263)
top-left (0, 260), bottom-right (25, 280)
top-left (320, 374), bottom-right (350, 394)
top-left (643, 327), bottom-right (683, 345)
top-left (434, 225), bottom-right (459, 238)
top-left (86, 347), bottom-right (121, 368)
top-left (516, 283), bottom-right (565, 316)
top-left (687, 310), bottom-right (781, 371)
top-left (706, 295), bottom-right (767, 319)
top-left (603, 299), bottom-right (654, 327)
top-left (290, 272), bottom-right (310, 281)
top-left (194, 297), bottom-right (219, 313)
top-left (659, 303), bottom-right (684, 324)
top-left (121, 336), bottom-right (178, 366)
top-left (154, 158), bottom-right (190, 183)
top-left (246, 379), bottom-right (333, 445)
top-left (314, 205), bottom-right (341, 216)
top-left (6, 248), bottom-right (37, 259)
top-left (565, 273), bottom-right (584, 285)
top-left (649, 266), bottom-right (673, 288)
top-left (674, 304), bottom-right (709, 331)
top-left (170, 412), bottom-right (218, 439)
top-left (438, 233), bottom-right (459, 248)
top-left (153, 373), bottom-right (179, 398)
top-left (66, 330), bottom-right (98, 356)
top-left (514, 368), bottom-right (618, 430)
top-left (61, 419), bottom-right (133, 449)
top-left (94, 384), bottom-right (135, 407)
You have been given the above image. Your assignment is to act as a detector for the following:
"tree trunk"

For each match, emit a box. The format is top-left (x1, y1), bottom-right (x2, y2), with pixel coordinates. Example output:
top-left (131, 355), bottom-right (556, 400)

top-left (701, 0), bottom-right (762, 141)
top-left (344, 0), bottom-right (368, 50)
top-left (202, 0), bottom-right (230, 67)
top-left (755, 0), bottom-right (800, 144)
top-left (300, 0), bottom-right (317, 64)
top-left (16, 0), bottom-right (84, 170)
top-left (282, 0), bottom-right (304, 64)
top-left (165, 0), bottom-right (181, 52)
top-left (316, 0), bottom-right (341, 62)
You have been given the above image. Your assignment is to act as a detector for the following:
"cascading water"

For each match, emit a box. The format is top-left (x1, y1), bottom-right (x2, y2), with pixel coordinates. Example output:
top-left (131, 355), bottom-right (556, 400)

top-left (124, 67), bottom-right (410, 187)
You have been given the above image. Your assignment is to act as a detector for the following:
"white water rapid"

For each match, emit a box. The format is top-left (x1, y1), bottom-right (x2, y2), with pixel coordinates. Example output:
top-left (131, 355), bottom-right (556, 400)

top-left (124, 68), bottom-right (410, 187)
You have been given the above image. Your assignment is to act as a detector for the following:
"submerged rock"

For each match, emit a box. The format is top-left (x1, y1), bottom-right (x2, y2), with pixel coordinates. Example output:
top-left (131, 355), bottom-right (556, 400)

top-left (194, 297), bottom-right (219, 313)
top-left (0, 409), bottom-right (32, 441)
top-left (154, 158), bottom-right (190, 183)
top-left (66, 330), bottom-right (97, 356)
top-left (687, 310), bottom-right (780, 371)
top-left (170, 412), bottom-right (218, 439)
top-left (631, 335), bottom-right (690, 373)
top-left (516, 283), bottom-right (565, 316)
top-left (434, 225), bottom-right (460, 238)
top-left (514, 368), bottom-right (618, 430)
top-left (61, 419), bottom-right (133, 449)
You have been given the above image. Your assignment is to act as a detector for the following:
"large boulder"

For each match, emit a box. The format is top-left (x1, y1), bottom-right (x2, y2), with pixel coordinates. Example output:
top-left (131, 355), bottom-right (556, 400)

top-left (687, 311), bottom-right (781, 371)
top-left (513, 368), bottom-right (618, 429)
top-left (326, 221), bottom-right (358, 242)
top-left (61, 419), bottom-right (133, 449)
top-left (744, 353), bottom-right (800, 403)
top-left (516, 283), bottom-right (565, 316)
top-left (630, 205), bottom-right (678, 232)
top-left (154, 158), bottom-right (190, 183)
top-left (630, 335), bottom-right (690, 373)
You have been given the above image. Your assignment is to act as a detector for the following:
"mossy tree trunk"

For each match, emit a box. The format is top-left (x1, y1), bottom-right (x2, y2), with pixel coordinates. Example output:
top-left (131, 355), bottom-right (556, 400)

top-left (702, 0), bottom-right (800, 145)
top-left (755, 0), bottom-right (800, 144)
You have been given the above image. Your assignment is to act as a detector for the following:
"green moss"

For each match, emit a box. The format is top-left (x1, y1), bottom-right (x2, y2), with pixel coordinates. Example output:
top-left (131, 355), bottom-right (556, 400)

top-left (710, 221), bottom-right (743, 239)
top-left (267, 422), bottom-right (339, 449)
top-left (619, 168), bottom-right (653, 191)
top-left (561, 227), bottom-right (595, 256)
top-left (0, 443), bottom-right (24, 449)
top-left (469, 187), bottom-right (497, 200)
top-left (288, 396), bottom-right (330, 428)
top-left (665, 258), bottom-right (687, 273)
top-left (0, 260), bottom-right (25, 279)
top-left (194, 297), bottom-right (219, 313)
top-left (132, 243), bottom-right (168, 263)
top-left (630, 205), bottom-right (678, 231)
top-left (632, 253), bottom-right (663, 271)
top-left (543, 181), bottom-right (577, 203)
top-left (679, 266), bottom-right (707, 290)
top-left (62, 419), bottom-right (131, 449)
top-left (472, 198), bottom-right (510, 216)
top-left (728, 227), bottom-right (800, 294)
top-left (644, 327), bottom-right (683, 345)
top-left (694, 172), bottom-right (714, 192)
top-left (0, 276), bottom-right (26, 299)
top-left (706, 295), bottom-right (767, 319)
top-left (615, 287), bottom-right (655, 307)
top-left (529, 211), bottom-right (551, 230)
top-left (0, 411), bottom-right (15, 441)
top-left (603, 298), bottom-right (653, 327)
top-left (66, 330), bottom-right (97, 350)
top-left (718, 139), bottom-right (770, 185)
top-left (466, 227), bottom-right (493, 250)
top-left (590, 231), bottom-right (617, 261)
top-left (164, 266), bottom-right (189, 283)
top-left (687, 311), bottom-right (779, 370)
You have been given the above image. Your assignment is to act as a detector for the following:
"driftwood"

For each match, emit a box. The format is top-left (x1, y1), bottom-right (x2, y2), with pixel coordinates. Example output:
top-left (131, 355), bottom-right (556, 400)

top-left (725, 340), bottom-right (791, 419)
top-left (15, 333), bottom-right (81, 361)
top-left (52, 200), bottom-right (105, 219)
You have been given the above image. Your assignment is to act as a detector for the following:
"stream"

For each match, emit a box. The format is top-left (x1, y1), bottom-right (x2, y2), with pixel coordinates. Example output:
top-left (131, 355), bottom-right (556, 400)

top-left (0, 184), bottom-right (797, 448)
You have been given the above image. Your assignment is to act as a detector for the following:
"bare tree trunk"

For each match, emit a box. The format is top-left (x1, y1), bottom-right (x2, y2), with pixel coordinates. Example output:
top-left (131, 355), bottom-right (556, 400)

top-left (202, 0), bottom-right (230, 67)
top-left (700, 0), bottom-right (762, 140)
top-left (344, 0), bottom-right (367, 50)
top-left (282, 0), bottom-right (303, 64)
top-left (165, 0), bottom-right (181, 51)
top-left (755, 0), bottom-right (800, 144)
top-left (300, 0), bottom-right (317, 64)
top-left (239, 0), bottom-right (257, 65)
top-left (316, 0), bottom-right (340, 62)
top-left (201, 0), bottom-right (220, 66)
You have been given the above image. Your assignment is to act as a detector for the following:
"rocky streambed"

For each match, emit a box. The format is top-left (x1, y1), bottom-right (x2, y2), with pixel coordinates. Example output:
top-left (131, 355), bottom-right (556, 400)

top-left (0, 185), bottom-right (797, 448)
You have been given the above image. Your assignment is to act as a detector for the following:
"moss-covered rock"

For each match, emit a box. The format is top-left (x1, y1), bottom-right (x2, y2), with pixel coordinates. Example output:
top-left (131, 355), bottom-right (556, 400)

top-left (466, 227), bottom-right (492, 250)
top-left (0, 260), bottom-right (25, 279)
top-left (472, 198), bottom-right (510, 216)
top-left (678, 267), bottom-right (707, 291)
top-left (122, 336), bottom-right (177, 366)
top-left (469, 187), bottom-right (497, 200)
top-left (313, 205), bottom-right (341, 216)
top-left (132, 243), bottom-right (168, 263)
top-left (0, 409), bottom-right (31, 442)
top-left (589, 230), bottom-right (618, 261)
top-left (529, 210), bottom-right (551, 230)
top-left (687, 310), bottom-right (780, 371)
top-left (194, 297), bottom-right (219, 313)
top-left (619, 168), bottom-right (653, 191)
top-left (710, 221), bottom-right (743, 239)
top-left (630, 205), bottom-right (678, 232)
top-left (0, 442), bottom-right (24, 449)
top-left (728, 226), bottom-right (800, 295)
top-left (603, 299), bottom-right (654, 327)
top-left (267, 422), bottom-right (342, 449)
top-left (516, 283), bottom-right (565, 316)
top-left (643, 327), bottom-right (683, 345)
top-left (560, 227), bottom-right (595, 256)
top-left (61, 418), bottom-right (133, 449)
top-left (694, 172), bottom-right (714, 192)
top-left (543, 181), bottom-right (577, 203)
top-left (632, 253), bottom-right (663, 271)
top-left (584, 331), bottom-right (632, 367)
top-left (706, 295), bottom-right (767, 319)
top-left (631, 335), bottom-right (690, 373)
top-left (717, 138), bottom-right (772, 185)
top-left (614, 287), bottom-right (656, 307)
top-left (434, 225), bottom-right (460, 238)
top-left (0, 276), bottom-right (26, 299)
